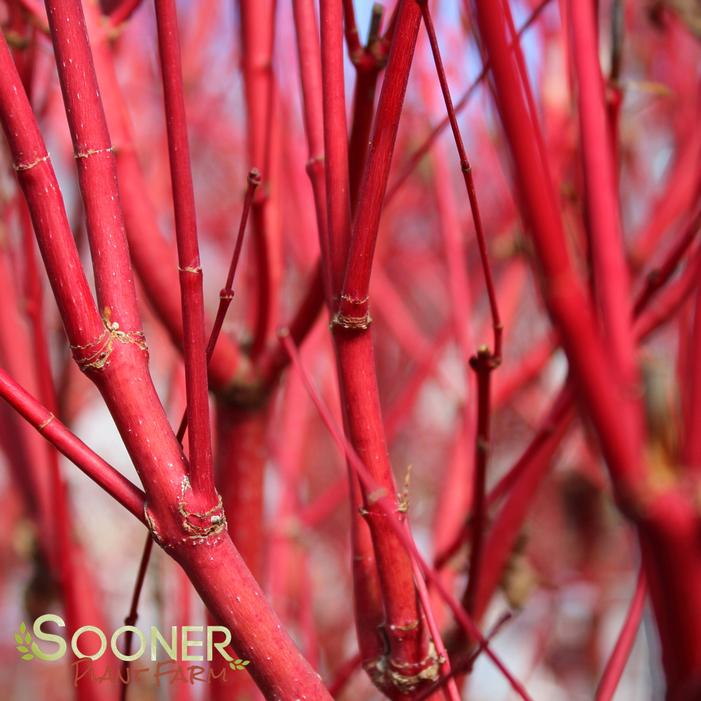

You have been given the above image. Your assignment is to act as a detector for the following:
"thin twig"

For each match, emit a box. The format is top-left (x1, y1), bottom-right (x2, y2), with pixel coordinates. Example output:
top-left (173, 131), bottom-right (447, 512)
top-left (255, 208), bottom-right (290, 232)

top-left (595, 570), bottom-right (647, 701)
top-left (385, 0), bottom-right (553, 205)
top-left (280, 331), bottom-right (534, 701)
top-left (176, 170), bottom-right (260, 440)
top-left (421, 0), bottom-right (503, 360)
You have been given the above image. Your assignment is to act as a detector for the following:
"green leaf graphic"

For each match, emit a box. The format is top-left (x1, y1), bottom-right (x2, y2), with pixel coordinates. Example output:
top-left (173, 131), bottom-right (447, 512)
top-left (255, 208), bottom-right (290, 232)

top-left (15, 624), bottom-right (34, 660)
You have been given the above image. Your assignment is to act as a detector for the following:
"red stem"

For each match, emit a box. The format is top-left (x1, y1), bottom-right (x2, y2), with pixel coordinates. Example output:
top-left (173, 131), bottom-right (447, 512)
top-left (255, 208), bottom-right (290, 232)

top-left (154, 0), bottom-right (215, 504)
top-left (257, 264), bottom-right (325, 387)
top-left (472, 386), bottom-right (576, 619)
top-left (463, 350), bottom-right (493, 615)
top-left (209, 170), bottom-right (260, 359)
top-left (342, 0), bottom-right (363, 59)
top-left (280, 331), bottom-right (533, 701)
top-left (348, 4), bottom-right (386, 213)
top-left (320, 3), bottom-right (434, 691)
top-left (109, 0), bottom-right (144, 26)
top-left (448, 199), bottom-right (700, 619)
top-left (327, 9), bottom-right (433, 684)
top-left (336, 0), bottom-right (422, 326)
top-left (420, 0), bottom-right (502, 360)
top-left (1, 20), bottom-right (334, 701)
top-left (569, 0), bottom-right (639, 391)
top-left (238, 0), bottom-right (278, 358)
top-left (123, 165), bottom-right (258, 689)
top-left (0, 368), bottom-right (146, 520)
top-left (595, 569), bottom-right (647, 701)
top-left (0, 37), bottom-right (104, 349)
top-left (634, 207), bottom-right (701, 317)
top-left (44, 0), bottom-right (142, 333)
top-left (119, 534), bottom-right (154, 701)
top-left (472, 0), bottom-right (646, 505)
top-left (385, 0), bottom-right (553, 205)
top-left (175, 169), bottom-right (260, 439)
top-left (83, 3), bottom-right (247, 393)
top-left (321, 0), bottom-right (353, 295)
top-left (291, 0), bottom-right (332, 304)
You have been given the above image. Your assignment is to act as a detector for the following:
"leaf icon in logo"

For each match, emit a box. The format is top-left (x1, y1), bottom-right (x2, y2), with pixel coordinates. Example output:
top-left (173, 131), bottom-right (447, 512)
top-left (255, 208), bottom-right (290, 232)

top-left (229, 658), bottom-right (251, 671)
top-left (15, 623), bottom-right (34, 661)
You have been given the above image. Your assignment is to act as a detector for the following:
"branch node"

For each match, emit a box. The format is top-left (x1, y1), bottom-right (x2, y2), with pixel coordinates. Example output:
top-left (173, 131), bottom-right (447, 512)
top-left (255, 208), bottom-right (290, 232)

top-left (340, 293), bottom-right (369, 306)
top-left (177, 476), bottom-right (228, 543)
top-left (73, 146), bottom-right (114, 160)
top-left (366, 640), bottom-right (441, 693)
top-left (248, 168), bottom-right (262, 186)
top-left (38, 413), bottom-right (55, 431)
top-left (143, 504), bottom-right (162, 544)
top-left (387, 619), bottom-right (419, 632)
top-left (305, 154), bottom-right (325, 176)
top-left (71, 308), bottom-right (148, 372)
top-left (331, 312), bottom-right (373, 330)
top-left (13, 154), bottom-right (50, 172)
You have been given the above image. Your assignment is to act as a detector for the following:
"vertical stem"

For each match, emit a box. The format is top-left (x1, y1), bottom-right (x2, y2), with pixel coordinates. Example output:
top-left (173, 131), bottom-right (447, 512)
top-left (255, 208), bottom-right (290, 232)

top-left (154, 0), bottom-right (216, 503)
top-left (463, 349), bottom-right (493, 615)
top-left (342, 0), bottom-right (363, 58)
top-left (43, 0), bottom-right (141, 332)
top-left (1, 26), bottom-right (333, 701)
top-left (281, 332), bottom-right (533, 701)
top-left (348, 4), bottom-right (386, 213)
top-left (125, 170), bottom-right (260, 693)
top-left (336, 0), bottom-right (422, 326)
top-left (471, 0), bottom-right (645, 501)
top-left (83, 1), bottom-right (247, 393)
top-left (215, 403), bottom-right (268, 581)
top-left (320, 0), bottom-right (353, 295)
top-left (238, 0), bottom-right (278, 358)
top-left (15, 210), bottom-right (117, 701)
top-left (292, 0), bottom-right (332, 303)
top-left (568, 0), bottom-right (639, 398)
top-left (472, 387), bottom-right (576, 620)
